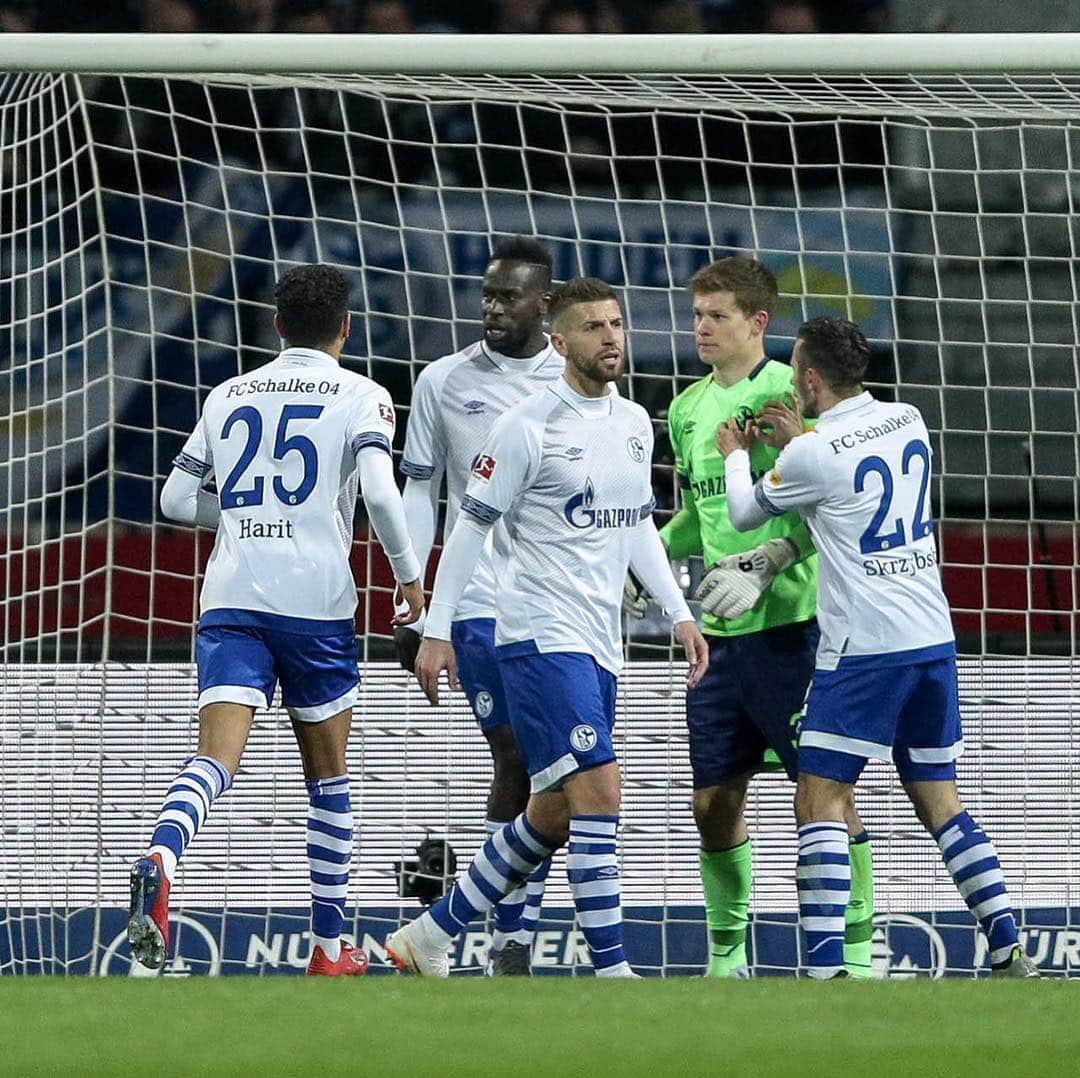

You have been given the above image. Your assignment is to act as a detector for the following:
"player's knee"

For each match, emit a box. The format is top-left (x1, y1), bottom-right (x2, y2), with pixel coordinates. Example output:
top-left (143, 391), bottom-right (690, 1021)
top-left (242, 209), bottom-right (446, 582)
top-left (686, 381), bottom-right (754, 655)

top-left (526, 794), bottom-right (570, 846)
top-left (904, 781), bottom-right (963, 834)
top-left (692, 782), bottom-right (748, 846)
top-left (486, 727), bottom-right (530, 812)
top-left (841, 790), bottom-right (866, 836)
top-left (793, 775), bottom-right (848, 826)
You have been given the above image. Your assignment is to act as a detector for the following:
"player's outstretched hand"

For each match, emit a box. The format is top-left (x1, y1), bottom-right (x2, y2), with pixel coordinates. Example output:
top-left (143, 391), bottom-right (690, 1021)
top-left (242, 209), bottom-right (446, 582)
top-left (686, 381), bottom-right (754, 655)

top-left (674, 619), bottom-right (709, 689)
top-left (622, 571), bottom-right (650, 619)
top-left (392, 579), bottom-right (425, 627)
top-left (754, 396), bottom-right (803, 450)
top-left (715, 418), bottom-right (755, 458)
top-left (695, 537), bottom-right (798, 620)
top-left (414, 637), bottom-right (459, 706)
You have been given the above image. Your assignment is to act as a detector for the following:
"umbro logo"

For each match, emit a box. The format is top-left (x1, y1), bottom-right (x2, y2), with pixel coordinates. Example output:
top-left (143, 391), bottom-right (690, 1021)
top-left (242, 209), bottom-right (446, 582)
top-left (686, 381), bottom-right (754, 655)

top-left (554, 446), bottom-right (585, 461)
top-left (464, 400), bottom-right (486, 414)
top-left (682, 419), bottom-right (696, 434)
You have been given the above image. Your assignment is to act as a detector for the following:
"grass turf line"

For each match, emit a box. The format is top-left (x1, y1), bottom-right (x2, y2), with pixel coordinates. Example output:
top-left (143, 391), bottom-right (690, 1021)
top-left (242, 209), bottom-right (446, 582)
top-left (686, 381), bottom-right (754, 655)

top-left (1, 979), bottom-right (1074, 1077)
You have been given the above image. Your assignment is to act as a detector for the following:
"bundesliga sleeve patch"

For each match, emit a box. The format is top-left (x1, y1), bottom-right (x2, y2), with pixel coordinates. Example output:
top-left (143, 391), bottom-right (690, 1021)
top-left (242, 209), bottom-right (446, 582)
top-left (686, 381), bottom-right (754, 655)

top-left (378, 402), bottom-right (395, 427)
top-left (471, 454), bottom-right (496, 481)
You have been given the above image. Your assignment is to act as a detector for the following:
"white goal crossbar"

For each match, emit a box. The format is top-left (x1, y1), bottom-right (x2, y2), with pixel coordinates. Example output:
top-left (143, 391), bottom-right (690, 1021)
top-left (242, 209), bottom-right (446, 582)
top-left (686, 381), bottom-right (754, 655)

top-left (1, 32), bottom-right (1080, 75)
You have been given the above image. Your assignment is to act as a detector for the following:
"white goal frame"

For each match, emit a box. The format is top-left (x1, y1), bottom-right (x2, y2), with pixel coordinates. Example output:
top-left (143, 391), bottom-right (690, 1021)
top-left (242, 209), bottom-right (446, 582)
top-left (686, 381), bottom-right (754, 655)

top-left (1, 33), bottom-right (1078, 979)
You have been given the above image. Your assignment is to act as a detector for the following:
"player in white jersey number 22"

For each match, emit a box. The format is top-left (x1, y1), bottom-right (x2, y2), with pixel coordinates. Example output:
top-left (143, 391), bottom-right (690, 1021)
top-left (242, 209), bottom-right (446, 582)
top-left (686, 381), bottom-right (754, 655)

top-left (128, 265), bottom-right (424, 978)
top-left (386, 277), bottom-right (708, 978)
top-left (718, 316), bottom-right (1037, 980)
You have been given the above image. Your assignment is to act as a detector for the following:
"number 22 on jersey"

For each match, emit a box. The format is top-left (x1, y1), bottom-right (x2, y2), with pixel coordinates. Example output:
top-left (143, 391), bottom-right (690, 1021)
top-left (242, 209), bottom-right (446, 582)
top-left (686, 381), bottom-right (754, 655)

top-left (854, 437), bottom-right (933, 554)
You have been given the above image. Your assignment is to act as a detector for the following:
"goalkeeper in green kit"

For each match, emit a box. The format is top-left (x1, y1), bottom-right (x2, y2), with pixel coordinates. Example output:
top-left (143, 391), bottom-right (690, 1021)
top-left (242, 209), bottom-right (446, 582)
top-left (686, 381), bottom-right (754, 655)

top-left (636, 258), bottom-right (875, 977)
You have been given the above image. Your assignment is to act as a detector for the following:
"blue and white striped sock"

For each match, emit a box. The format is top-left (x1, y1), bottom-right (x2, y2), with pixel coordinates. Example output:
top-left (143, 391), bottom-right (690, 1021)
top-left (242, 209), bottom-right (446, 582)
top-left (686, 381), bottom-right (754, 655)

top-left (934, 811), bottom-right (1019, 967)
top-left (797, 821), bottom-right (850, 979)
top-left (428, 813), bottom-right (558, 946)
top-left (148, 755), bottom-right (231, 879)
top-left (507, 857), bottom-right (552, 948)
top-left (307, 774), bottom-right (353, 963)
top-left (568, 815), bottom-right (628, 977)
top-left (488, 818), bottom-right (528, 950)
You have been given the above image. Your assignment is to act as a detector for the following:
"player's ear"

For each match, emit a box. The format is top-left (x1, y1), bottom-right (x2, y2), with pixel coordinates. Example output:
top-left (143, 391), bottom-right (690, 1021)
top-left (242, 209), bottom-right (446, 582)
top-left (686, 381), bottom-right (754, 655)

top-left (550, 329), bottom-right (568, 358)
top-left (273, 311), bottom-right (285, 340)
top-left (340, 312), bottom-right (351, 342)
top-left (753, 309), bottom-right (770, 337)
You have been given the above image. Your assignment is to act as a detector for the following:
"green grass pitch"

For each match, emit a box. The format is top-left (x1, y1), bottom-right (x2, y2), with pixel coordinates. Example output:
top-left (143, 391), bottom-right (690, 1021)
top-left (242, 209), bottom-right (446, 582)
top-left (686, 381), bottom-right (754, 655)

top-left (2, 978), bottom-right (1073, 1077)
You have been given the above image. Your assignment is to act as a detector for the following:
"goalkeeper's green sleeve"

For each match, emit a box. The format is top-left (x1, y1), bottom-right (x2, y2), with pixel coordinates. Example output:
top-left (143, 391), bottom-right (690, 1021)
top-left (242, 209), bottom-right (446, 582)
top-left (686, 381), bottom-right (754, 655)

top-left (788, 519), bottom-right (816, 563)
top-left (659, 488), bottom-right (704, 559)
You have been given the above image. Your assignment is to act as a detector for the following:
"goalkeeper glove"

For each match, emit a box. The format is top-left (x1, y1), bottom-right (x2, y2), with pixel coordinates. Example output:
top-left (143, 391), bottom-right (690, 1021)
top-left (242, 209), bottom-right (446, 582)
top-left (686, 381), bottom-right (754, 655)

top-left (694, 537), bottom-right (798, 620)
top-left (622, 571), bottom-right (650, 619)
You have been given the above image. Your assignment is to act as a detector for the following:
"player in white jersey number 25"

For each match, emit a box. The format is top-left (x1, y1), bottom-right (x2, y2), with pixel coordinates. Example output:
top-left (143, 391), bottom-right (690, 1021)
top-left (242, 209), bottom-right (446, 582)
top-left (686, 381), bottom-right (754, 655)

top-left (128, 265), bottom-right (424, 978)
top-left (385, 277), bottom-right (708, 978)
top-left (718, 316), bottom-right (1037, 980)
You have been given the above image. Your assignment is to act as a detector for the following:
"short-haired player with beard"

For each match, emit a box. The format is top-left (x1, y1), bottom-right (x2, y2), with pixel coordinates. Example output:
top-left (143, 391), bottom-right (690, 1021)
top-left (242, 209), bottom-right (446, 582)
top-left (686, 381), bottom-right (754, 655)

top-left (396, 235), bottom-right (562, 975)
top-left (717, 316), bottom-right (1036, 980)
top-left (386, 277), bottom-right (708, 978)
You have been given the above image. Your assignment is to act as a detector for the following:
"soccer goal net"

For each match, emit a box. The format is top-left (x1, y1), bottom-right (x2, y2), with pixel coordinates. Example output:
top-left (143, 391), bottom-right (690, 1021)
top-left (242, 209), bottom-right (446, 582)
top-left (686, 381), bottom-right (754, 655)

top-left (1, 34), bottom-right (1077, 978)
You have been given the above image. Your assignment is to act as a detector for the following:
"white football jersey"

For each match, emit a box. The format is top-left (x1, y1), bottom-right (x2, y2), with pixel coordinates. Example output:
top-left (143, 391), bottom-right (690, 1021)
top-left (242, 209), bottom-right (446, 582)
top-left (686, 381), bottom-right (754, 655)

top-left (753, 392), bottom-right (954, 669)
top-left (459, 378), bottom-right (656, 676)
top-left (400, 338), bottom-right (563, 621)
top-left (175, 347), bottom-right (396, 625)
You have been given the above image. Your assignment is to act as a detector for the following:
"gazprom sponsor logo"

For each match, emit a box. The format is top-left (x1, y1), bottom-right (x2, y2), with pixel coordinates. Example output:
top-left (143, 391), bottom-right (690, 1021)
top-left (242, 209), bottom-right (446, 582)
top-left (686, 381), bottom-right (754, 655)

top-left (564, 478), bottom-right (644, 530)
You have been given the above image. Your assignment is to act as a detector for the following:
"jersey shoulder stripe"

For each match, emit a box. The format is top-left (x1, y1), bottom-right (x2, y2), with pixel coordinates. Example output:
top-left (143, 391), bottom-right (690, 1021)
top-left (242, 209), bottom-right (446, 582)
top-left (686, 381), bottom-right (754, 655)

top-left (351, 431), bottom-right (391, 456)
top-left (461, 493), bottom-right (501, 524)
top-left (173, 450), bottom-right (210, 477)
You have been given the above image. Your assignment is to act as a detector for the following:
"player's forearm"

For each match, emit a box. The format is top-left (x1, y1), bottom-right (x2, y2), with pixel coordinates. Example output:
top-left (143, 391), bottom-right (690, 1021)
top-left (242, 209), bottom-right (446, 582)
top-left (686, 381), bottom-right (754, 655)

top-left (724, 450), bottom-right (771, 532)
top-left (358, 447), bottom-right (422, 585)
top-left (788, 520), bottom-right (816, 562)
top-left (402, 476), bottom-right (440, 585)
top-left (660, 509), bottom-right (703, 559)
top-left (630, 519), bottom-right (693, 624)
top-left (160, 468), bottom-right (220, 529)
top-left (658, 487), bottom-right (704, 559)
top-left (424, 515), bottom-right (490, 640)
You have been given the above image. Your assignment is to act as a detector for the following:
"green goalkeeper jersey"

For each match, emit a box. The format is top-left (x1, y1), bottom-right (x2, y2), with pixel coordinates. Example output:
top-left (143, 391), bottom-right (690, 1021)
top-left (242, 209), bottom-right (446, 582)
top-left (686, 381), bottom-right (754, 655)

top-left (659, 358), bottom-right (818, 638)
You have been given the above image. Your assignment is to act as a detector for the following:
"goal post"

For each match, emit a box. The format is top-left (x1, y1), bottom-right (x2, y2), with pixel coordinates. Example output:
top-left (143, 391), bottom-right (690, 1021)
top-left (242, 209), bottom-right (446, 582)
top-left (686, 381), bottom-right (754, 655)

top-left (1, 35), bottom-right (1077, 978)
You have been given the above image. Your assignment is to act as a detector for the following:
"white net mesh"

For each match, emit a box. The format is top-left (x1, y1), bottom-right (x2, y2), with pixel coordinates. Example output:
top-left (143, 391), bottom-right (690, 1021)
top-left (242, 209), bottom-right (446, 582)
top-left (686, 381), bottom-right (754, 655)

top-left (1, 65), bottom-right (1077, 976)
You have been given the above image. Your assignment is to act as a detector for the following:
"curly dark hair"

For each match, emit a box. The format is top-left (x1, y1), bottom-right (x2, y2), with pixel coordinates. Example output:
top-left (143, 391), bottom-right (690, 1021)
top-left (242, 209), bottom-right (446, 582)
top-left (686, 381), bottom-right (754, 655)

top-left (274, 264), bottom-right (349, 348)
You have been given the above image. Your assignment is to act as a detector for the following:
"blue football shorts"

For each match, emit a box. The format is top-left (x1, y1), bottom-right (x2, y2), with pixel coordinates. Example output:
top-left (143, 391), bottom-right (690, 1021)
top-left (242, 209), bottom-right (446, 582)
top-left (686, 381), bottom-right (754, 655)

top-left (496, 643), bottom-right (617, 794)
top-left (798, 644), bottom-right (964, 784)
top-left (196, 615), bottom-right (360, 724)
top-left (450, 618), bottom-right (511, 733)
top-left (685, 620), bottom-right (819, 786)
